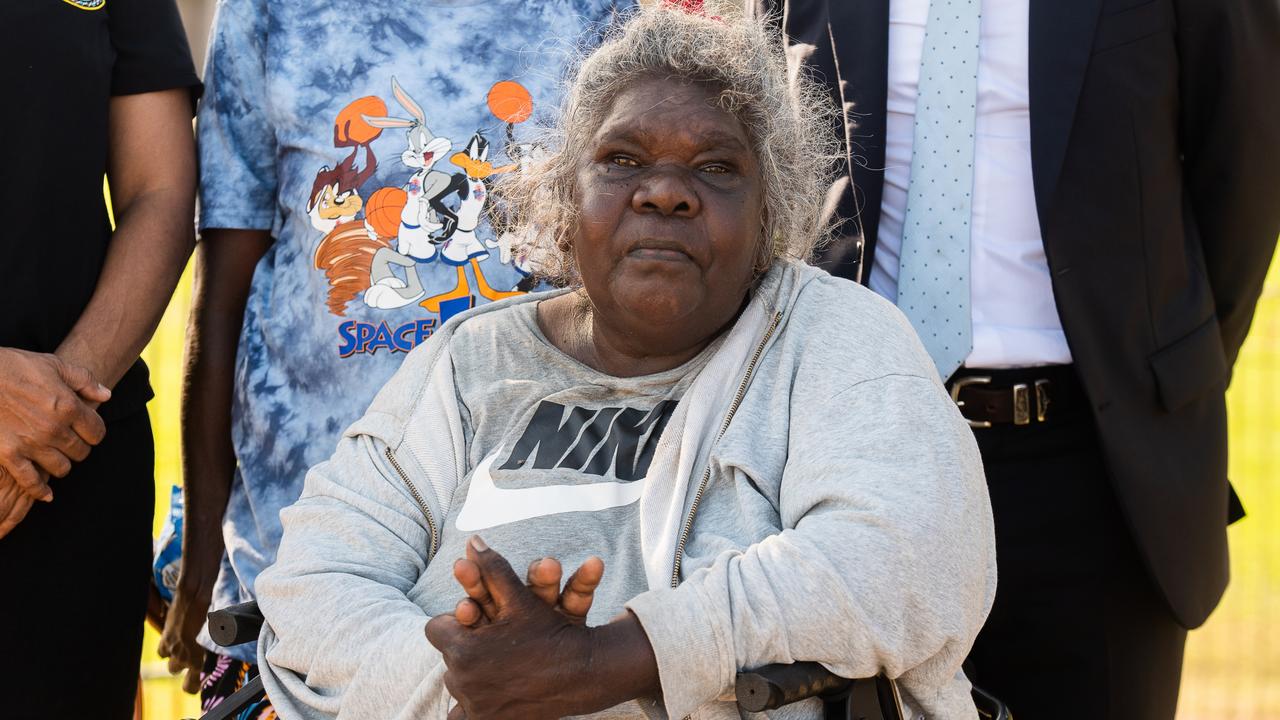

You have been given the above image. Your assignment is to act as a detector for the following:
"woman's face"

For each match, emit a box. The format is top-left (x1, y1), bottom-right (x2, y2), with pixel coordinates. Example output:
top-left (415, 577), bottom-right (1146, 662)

top-left (573, 76), bottom-right (765, 357)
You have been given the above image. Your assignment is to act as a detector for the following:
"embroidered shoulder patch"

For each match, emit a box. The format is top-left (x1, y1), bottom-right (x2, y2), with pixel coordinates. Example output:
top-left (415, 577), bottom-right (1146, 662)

top-left (61, 0), bottom-right (106, 10)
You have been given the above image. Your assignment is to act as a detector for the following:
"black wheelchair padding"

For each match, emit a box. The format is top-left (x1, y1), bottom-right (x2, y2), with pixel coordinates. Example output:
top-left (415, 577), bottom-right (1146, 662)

top-left (736, 661), bottom-right (853, 711)
top-left (737, 663), bottom-right (1011, 720)
top-left (199, 601), bottom-right (1010, 720)
top-left (737, 662), bottom-right (906, 719)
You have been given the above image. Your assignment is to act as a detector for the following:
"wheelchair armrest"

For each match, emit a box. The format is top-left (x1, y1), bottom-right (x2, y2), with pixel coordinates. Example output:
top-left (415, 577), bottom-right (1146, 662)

top-left (735, 662), bottom-right (853, 712)
top-left (208, 600), bottom-right (264, 648)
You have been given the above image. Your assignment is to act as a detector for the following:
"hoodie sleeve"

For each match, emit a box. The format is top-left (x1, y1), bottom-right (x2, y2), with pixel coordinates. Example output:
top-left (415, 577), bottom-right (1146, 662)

top-left (254, 432), bottom-right (451, 720)
top-left (626, 373), bottom-right (997, 718)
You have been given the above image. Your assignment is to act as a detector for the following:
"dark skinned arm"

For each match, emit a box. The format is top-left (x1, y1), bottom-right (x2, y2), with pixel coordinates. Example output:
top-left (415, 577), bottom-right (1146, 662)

top-left (55, 88), bottom-right (196, 388)
top-left (157, 228), bottom-right (271, 692)
top-left (2, 89), bottom-right (193, 536)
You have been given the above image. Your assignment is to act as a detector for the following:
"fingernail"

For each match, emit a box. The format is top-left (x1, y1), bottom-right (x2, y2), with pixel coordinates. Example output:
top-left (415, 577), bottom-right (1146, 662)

top-left (470, 535), bottom-right (488, 552)
top-left (41, 489), bottom-right (53, 502)
top-left (98, 384), bottom-right (111, 396)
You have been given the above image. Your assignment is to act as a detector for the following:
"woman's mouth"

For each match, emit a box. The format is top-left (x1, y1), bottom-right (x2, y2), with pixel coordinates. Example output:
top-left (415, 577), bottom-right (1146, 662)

top-left (628, 247), bottom-right (690, 262)
top-left (628, 239), bottom-right (693, 263)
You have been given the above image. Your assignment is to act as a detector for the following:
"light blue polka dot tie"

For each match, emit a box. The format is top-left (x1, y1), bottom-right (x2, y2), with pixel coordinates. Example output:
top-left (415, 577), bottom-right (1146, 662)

top-left (896, 0), bottom-right (981, 380)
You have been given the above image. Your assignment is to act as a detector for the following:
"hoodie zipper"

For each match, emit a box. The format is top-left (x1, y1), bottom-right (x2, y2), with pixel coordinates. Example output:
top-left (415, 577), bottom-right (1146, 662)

top-left (383, 445), bottom-right (440, 560)
top-left (670, 311), bottom-right (783, 589)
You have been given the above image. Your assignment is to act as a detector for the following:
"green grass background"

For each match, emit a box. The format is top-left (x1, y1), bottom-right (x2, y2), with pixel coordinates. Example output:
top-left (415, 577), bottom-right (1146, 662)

top-left (132, 257), bottom-right (1280, 719)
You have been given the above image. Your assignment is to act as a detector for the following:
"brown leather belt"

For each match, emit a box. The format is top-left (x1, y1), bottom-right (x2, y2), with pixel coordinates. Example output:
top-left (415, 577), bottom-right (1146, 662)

top-left (946, 366), bottom-right (1085, 428)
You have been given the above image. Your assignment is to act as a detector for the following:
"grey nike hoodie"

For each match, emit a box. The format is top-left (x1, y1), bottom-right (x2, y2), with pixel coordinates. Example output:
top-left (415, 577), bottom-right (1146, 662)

top-left (254, 259), bottom-right (997, 720)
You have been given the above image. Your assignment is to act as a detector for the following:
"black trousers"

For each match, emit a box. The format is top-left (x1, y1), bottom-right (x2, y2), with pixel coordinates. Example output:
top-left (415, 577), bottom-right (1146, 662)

top-left (0, 410), bottom-right (155, 720)
top-left (963, 368), bottom-right (1187, 719)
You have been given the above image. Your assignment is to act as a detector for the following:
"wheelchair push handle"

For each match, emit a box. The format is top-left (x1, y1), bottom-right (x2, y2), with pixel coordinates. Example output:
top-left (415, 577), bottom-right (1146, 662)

top-left (207, 600), bottom-right (264, 647)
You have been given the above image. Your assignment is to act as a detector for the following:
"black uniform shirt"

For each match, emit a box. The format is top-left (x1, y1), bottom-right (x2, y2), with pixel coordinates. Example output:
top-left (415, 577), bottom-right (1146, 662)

top-left (0, 0), bottom-right (201, 418)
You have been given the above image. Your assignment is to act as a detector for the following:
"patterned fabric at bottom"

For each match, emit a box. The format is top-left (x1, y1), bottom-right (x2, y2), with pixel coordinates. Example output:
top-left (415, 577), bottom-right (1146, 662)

top-left (200, 651), bottom-right (276, 720)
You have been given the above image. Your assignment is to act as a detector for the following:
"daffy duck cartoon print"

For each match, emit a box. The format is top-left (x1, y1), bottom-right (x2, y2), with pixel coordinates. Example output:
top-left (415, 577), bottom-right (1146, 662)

top-left (419, 131), bottom-right (523, 312)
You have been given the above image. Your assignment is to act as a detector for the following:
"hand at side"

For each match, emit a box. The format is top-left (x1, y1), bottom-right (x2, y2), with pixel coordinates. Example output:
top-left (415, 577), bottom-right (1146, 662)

top-left (156, 581), bottom-right (212, 693)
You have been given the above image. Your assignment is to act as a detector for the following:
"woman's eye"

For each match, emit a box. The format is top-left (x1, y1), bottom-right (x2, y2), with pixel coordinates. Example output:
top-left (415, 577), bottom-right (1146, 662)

top-left (609, 155), bottom-right (640, 168)
top-left (700, 163), bottom-right (731, 175)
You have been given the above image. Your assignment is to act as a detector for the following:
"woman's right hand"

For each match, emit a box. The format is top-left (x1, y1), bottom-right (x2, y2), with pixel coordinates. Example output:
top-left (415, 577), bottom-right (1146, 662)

top-left (452, 550), bottom-right (605, 627)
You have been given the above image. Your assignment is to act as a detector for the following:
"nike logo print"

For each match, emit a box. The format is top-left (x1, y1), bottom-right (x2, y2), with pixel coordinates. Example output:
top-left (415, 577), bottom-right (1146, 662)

top-left (454, 453), bottom-right (646, 532)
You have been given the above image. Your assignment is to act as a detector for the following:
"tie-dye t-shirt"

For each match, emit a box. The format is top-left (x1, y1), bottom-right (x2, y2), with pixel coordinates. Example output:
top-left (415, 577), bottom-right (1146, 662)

top-left (196, 0), bottom-right (622, 659)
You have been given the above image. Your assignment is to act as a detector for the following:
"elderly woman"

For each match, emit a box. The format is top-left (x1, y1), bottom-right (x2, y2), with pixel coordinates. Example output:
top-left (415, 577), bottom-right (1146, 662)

top-left (255, 6), bottom-right (996, 719)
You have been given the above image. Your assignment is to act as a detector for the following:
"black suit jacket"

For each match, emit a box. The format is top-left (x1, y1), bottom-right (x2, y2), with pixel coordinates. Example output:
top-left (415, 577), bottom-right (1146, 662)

top-left (761, 0), bottom-right (1280, 628)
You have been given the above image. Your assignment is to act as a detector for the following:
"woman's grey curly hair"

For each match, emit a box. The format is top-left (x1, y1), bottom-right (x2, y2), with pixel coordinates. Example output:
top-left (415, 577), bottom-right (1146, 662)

top-left (492, 2), bottom-right (841, 283)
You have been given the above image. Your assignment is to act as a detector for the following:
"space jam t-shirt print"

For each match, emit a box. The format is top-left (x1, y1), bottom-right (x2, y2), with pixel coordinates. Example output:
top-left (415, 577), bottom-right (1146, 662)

top-left (195, 0), bottom-right (622, 662)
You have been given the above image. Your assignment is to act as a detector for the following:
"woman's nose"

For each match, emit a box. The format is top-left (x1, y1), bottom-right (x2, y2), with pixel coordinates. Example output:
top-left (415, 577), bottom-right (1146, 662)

top-left (632, 167), bottom-right (700, 217)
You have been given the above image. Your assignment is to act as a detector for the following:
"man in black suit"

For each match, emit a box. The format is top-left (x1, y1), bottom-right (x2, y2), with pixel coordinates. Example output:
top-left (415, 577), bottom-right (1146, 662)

top-left (758, 0), bottom-right (1280, 716)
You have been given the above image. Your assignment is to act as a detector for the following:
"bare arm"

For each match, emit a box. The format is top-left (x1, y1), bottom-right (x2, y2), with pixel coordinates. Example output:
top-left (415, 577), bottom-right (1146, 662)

top-left (1, 88), bottom-right (195, 536)
top-left (55, 88), bottom-right (196, 386)
top-left (158, 228), bottom-right (271, 691)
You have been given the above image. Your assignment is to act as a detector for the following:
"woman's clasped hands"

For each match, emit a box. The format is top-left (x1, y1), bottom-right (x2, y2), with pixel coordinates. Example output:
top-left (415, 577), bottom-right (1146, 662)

top-left (427, 536), bottom-right (660, 720)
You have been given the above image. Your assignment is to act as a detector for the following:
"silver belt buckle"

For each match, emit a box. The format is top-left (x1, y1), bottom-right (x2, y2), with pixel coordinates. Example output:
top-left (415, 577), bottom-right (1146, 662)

top-left (1012, 383), bottom-right (1031, 426)
top-left (1035, 379), bottom-right (1051, 422)
top-left (950, 375), bottom-right (992, 429)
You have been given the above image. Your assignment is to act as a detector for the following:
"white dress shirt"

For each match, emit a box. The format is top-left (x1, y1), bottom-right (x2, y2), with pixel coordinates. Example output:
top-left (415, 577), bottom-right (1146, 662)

top-left (871, 0), bottom-right (1073, 368)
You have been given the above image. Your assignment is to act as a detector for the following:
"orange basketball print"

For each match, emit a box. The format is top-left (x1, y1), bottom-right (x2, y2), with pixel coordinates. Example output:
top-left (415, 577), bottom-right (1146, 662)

top-left (487, 81), bottom-right (534, 124)
top-left (364, 186), bottom-right (408, 239)
top-left (335, 96), bottom-right (389, 146)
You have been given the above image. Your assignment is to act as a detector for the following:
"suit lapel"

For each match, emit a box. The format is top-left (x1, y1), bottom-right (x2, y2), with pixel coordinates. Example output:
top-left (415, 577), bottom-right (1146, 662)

top-left (1028, 0), bottom-right (1104, 234)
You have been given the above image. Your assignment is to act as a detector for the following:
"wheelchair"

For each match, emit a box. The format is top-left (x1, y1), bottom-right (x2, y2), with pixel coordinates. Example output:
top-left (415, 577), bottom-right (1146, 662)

top-left (196, 601), bottom-right (1011, 720)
